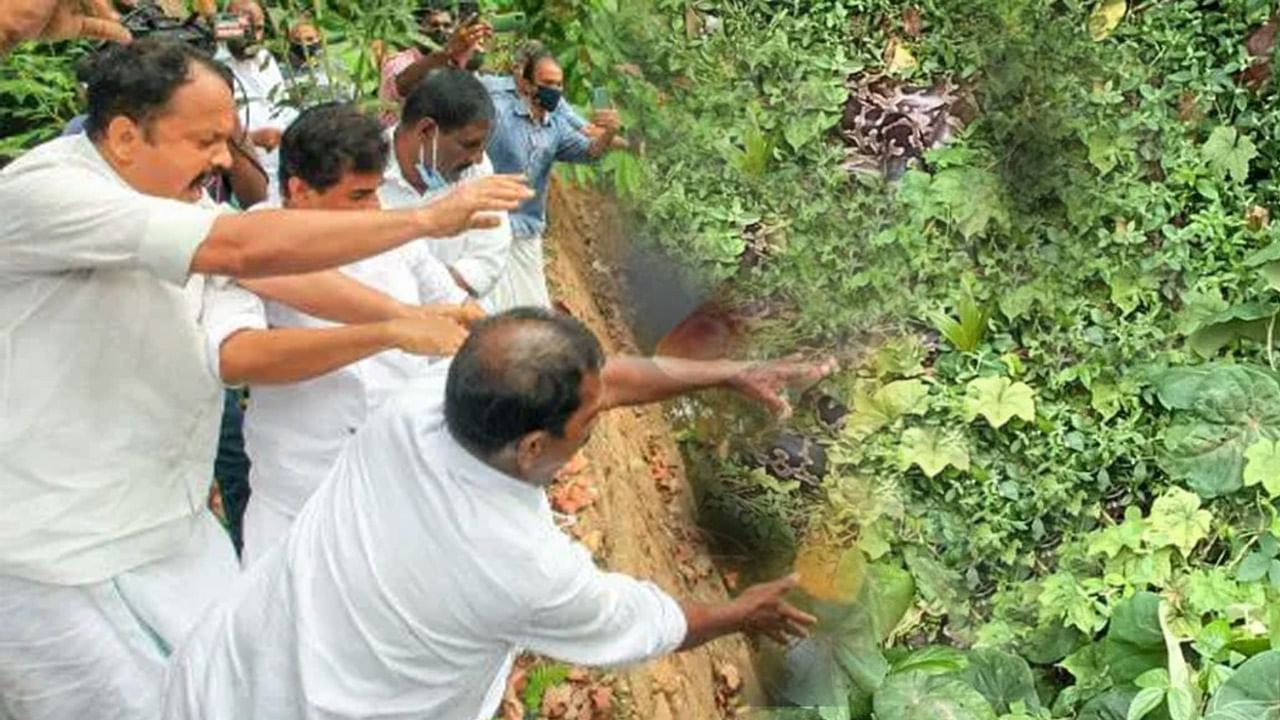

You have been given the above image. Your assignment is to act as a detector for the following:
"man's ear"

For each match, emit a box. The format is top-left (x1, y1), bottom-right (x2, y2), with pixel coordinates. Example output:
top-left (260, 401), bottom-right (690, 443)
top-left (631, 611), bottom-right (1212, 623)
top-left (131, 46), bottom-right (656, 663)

top-left (102, 115), bottom-right (144, 164)
top-left (515, 431), bottom-right (548, 475)
top-left (285, 176), bottom-right (311, 203)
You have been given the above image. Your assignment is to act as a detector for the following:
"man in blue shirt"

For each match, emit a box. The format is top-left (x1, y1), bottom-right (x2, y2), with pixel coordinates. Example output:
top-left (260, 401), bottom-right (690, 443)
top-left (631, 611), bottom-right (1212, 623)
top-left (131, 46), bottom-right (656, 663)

top-left (482, 46), bottom-right (622, 308)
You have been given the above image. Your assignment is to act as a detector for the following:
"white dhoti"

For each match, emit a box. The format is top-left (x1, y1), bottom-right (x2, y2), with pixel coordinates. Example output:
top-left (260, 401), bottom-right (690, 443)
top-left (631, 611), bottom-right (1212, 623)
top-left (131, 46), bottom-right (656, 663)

top-left (239, 495), bottom-right (296, 568)
top-left (0, 512), bottom-right (238, 720)
top-left (482, 234), bottom-right (550, 312)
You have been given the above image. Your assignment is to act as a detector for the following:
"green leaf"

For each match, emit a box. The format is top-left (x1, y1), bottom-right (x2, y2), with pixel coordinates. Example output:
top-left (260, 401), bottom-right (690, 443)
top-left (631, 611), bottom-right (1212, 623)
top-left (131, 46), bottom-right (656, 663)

top-left (1081, 690), bottom-right (1142, 720)
top-left (1146, 488), bottom-right (1213, 556)
top-left (1204, 650), bottom-right (1280, 719)
top-left (1165, 687), bottom-right (1195, 720)
top-left (1241, 551), bottom-right (1278, 582)
top-left (872, 671), bottom-right (998, 720)
top-left (891, 646), bottom-right (970, 676)
top-left (1089, 507), bottom-right (1148, 558)
top-left (964, 377), bottom-right (1037, 428)
top-left (1126, 687), bottom-right (1166, 720)
top-left (1203, 126), bottom-right (1258, 183)
top-left (1244, 440), bottom-right (1280, 498)
top-left (846, 379), bottom-right (931, 438)
top-left (963, 649), bottom-right (1042, 714)
top-left (1135, 668), bottom-right (1171, 689)
top-left (1105, 592), bottom-right (1167, 685)
top-left (932, 289), bottom-right (992, 352)
top-left (1153, 365), bottom-right (1280, 497)
top-left (899, 428), bottom-right (971, 478)
top-left (1184, 303), bottom-right (1277, 358)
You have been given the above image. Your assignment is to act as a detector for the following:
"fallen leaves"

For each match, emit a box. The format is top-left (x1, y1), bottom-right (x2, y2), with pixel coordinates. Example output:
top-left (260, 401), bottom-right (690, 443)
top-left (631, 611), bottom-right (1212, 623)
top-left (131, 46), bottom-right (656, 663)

top-left (1087, 0), bottom-right (1127, 41)
top-left (1238, 14), bottom-right (1278, 91)
top-left (714, 663), bottom-right (744, 714)
top-left (551, 453), bottom-right (597, 515)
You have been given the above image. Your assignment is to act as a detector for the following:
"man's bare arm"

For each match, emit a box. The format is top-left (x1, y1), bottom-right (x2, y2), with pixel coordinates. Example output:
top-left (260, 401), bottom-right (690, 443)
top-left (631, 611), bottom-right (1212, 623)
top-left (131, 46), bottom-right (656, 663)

top-left (190, 175), bottom-right (530, 278)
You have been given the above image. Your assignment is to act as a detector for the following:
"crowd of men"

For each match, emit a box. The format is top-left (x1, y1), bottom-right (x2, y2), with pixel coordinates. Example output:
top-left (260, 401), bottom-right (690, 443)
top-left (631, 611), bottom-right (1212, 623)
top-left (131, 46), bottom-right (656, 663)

top-left (0, 1), bottom-right (835, 719)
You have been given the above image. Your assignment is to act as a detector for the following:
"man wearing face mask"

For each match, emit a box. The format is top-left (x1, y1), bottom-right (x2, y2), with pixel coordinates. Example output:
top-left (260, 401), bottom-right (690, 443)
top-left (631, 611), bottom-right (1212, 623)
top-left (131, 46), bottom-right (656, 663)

top-left (218, 0), bottom-right (297, 185)
top-left (165, 307), bottom-right (834, 720)
top-left (381, 69), bottom-right (514, 308)
top-left (0, 39), bottom-right (529, 720)
top-left (377, 3), bottom-right (490, 127)
top-left (483, 47), bottom-right (623, 309)
top-left (280, 18), bottom-right (351, 104)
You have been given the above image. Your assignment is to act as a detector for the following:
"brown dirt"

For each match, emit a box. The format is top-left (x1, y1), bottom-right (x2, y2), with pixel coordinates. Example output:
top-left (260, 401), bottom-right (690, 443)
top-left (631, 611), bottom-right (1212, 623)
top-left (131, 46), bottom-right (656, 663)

top-left (540, 180), bottom-right (761, 720)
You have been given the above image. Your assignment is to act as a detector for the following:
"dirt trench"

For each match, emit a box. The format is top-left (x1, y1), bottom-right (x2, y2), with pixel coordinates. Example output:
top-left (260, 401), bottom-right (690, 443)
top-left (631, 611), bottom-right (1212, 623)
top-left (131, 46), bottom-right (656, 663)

top-left (540, 181), bottom-right (760, 720)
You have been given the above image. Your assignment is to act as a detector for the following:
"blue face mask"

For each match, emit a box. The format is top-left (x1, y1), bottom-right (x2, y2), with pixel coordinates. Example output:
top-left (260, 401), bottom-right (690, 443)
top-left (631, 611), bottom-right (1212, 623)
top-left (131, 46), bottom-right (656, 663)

top-left (415, 129), bottom-right (448, 192)
top-left (534, 85), bottom-right (562, 113)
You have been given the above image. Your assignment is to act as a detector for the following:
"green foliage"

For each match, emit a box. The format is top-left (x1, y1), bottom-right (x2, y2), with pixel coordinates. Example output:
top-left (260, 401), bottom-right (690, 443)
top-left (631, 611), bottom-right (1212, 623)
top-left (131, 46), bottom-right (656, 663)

top-left (522, 662), bottom-right (570, 712)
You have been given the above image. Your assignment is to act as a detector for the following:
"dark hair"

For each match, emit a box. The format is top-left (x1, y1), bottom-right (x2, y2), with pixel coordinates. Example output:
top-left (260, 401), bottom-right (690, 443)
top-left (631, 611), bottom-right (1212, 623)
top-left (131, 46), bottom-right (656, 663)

top-left (521, 47), bottom-right (557, 82)
top-left (401, 68), bottom-right (494, 131)
top-left (445, 308), bottom-right (605, 457)
top-left (278, 103), bottom-right (389, 197)
top-left (83, 40), bottom-right (227, 140)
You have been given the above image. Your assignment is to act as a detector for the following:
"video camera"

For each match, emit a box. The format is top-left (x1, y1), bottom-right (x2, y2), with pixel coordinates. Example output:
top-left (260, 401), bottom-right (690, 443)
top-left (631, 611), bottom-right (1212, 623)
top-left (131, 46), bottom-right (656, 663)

top-left (117, 1), bottom-right (252, 55)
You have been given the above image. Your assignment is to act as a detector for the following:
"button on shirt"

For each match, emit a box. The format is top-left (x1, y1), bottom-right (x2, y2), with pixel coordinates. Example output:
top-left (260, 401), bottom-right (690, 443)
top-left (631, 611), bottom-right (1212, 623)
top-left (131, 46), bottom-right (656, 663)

top-left (203, 199), bottom-right (467, 520)
top-left (378, 126), bottom-right (513, 299)
top-left (482, 77), bottom-right (594, 240)
top-left (0, 134), bottom-right (225, 585)
top-left (165, 367), bottom-right (688, 720)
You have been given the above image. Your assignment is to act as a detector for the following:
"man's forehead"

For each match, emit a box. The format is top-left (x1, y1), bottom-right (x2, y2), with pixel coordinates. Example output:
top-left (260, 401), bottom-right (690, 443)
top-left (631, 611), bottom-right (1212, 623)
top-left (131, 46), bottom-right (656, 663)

top-left (161, 70), bottom-right (235, 128)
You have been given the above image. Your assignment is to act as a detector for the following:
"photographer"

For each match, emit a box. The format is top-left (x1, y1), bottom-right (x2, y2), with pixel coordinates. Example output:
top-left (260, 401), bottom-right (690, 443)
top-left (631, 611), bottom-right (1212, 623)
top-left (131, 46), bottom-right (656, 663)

top-left (0, 39), bottom-right (528, 720)
top-left (217, 0), bottom-right (296, 184)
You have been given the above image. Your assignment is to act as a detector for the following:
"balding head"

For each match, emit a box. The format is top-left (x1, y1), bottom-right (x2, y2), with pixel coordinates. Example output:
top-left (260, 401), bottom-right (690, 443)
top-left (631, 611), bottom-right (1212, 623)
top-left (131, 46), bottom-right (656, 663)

top-left (445, 308), bottom-right (605, 483)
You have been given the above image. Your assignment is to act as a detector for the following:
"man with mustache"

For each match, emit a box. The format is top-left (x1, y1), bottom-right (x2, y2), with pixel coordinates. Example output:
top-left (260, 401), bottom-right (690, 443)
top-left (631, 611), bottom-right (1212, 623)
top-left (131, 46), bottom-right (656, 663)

top-left (0, 39), bottom-right (529, 720)
top-left (381, 68), bottom-right (514, 308)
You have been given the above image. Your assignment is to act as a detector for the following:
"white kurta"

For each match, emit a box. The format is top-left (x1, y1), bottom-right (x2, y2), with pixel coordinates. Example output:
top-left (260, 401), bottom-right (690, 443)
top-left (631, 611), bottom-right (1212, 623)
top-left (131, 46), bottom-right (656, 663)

top-left (163, 367), bottom-right (688, 720)
top-left (207, 201), bottom-right (468, 564)
top-left (219, 46), bottom-right (300, 189)
top-left (0, 134), bottom-right (241, 720)
top-left (378, 127), bottom-right (515, 303)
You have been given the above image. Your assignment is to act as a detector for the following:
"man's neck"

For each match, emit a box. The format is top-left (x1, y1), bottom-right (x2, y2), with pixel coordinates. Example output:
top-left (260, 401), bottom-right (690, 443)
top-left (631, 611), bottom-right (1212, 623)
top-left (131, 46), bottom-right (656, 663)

top-left (392, 125), bottom-right (427, 196)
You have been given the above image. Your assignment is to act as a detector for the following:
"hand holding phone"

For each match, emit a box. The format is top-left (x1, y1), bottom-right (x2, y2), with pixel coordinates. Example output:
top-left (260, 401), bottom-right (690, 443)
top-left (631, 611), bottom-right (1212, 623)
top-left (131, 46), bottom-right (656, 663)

top-left (591, 87), bottom-right (611, 110)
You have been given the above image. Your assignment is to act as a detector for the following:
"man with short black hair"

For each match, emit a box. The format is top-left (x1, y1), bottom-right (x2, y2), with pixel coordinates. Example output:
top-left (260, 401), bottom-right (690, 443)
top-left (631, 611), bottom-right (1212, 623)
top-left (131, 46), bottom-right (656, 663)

top-left (209, 102), bottom-right (483, 563)
top-left (165, 308), bottom-right (834, 720)
top-left (0, 39), bottom-right (527, 720)
top-left (383, 68), bottom-right (515, 308)
top-left (377, 3), bottom-right (489, 126)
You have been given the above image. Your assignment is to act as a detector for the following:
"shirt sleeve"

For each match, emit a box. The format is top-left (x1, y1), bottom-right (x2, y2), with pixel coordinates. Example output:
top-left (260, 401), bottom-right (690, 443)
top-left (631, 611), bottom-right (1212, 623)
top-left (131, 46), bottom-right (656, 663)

top-left (0, 151), bottom-right (216, 285)
top-left (513, 540), bottom-right (688, 667)
top-left (200, 277), bottom-right (268, 384)
top-left (448, 159), bottom-right (513, 297)
top-left (556, 100), bottom-right (589, 130)
top-left (403, 242), bottom-right (469, 305)
top-left (553, 119), bottom-right (595, 164)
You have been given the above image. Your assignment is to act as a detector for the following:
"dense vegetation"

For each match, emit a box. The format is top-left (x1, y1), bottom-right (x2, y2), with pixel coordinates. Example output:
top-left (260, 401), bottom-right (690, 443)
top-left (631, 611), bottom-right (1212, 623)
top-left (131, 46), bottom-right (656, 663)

top-left (6, 0), bottom-right (1280, 717)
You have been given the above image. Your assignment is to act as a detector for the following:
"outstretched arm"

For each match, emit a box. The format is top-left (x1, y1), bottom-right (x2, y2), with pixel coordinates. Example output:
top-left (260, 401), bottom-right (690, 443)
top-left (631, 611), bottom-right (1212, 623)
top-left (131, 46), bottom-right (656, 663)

top-left (600, 355), bottom-right (837, 416)
top-left (679, 574), bottom-right (816, 650)
top-left (218, 316), bottom-right (465, 386)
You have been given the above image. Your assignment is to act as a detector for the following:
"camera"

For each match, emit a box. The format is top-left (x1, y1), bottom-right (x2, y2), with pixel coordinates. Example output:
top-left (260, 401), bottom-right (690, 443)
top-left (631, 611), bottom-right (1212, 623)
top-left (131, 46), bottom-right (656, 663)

top-left (118, 1), bottom-right (229, 55)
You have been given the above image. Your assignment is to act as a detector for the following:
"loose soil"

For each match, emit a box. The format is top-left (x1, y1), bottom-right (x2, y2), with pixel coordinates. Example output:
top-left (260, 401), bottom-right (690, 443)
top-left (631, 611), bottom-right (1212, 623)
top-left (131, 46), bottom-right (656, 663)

top-left (539, 179), bottom-right (761, 719)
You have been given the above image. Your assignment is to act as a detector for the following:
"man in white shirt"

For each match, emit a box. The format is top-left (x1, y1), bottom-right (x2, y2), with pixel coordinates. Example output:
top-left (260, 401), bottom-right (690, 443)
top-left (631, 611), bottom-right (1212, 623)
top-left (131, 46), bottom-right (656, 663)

top-left (381, 68), bottom-right (516, 310)
top-left (218, 0), bottom-right (297, 185)
top-left (0, 39), bottom-right (528, 720)
top-left (215, 102), bottom-right (484, 564)
top-left (165, 308), bottom-right (834, 720)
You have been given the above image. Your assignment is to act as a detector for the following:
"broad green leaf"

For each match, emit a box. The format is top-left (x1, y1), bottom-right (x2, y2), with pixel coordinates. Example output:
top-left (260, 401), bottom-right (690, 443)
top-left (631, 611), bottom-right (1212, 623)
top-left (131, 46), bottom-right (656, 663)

top-left (1080, 690), bottom-right (1141, 720)
top-left (1203, 126), bottom-right (1258, 183)
top-left (1146, 488), bottom-right (1213, 556)
top-left (964, 377), bottom-right (1036, 428)
top-left (872, 671), bottom-right (997, 720)
top-left (1204, 650), bottom-right (1280, 719)
top-left (1233, 548), bottom-right (1274, 584)
top-left (891, 646), bottom-right (969, 676)
top-left (931, 167), bottom-right (1009, 240)
top-left (1040, 571), bottom-right (1106, 634)
top-left (1088, 0), bottom-right (1127, 41)
top-left (1136, 668), bottom-right (1171, 689)
top-left (1164, 687), bottom-right (1195, 720)
top-left (1246, 242), bottom-right (1280, 292)
top-left (1184, 303), bottom-right (1277, 358)
top-left (1105, 592), bottom-right (1167, 685)
top-left (1244, 440), bottom-right (1280, 498)
top-left (963, 649), bottom-right (1041, 714)
top-left (899, 428), bottom-right (970, 478)
top-left (1126, 687), bottom-right (1166, 720)
top-left (1152, 365), bottom-right (1280, 497)
top-left (1089, 507), bottom-right (1148, 558)
top-left (847, 379), bottom-right (930, 438)
top-left (867, 563), bottom-right (916, 642)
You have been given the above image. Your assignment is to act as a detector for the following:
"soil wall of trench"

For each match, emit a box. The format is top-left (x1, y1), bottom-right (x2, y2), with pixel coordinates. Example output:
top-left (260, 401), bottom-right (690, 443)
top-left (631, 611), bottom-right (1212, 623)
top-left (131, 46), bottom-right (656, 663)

top-left (539, 180), bottom-right (761, 720)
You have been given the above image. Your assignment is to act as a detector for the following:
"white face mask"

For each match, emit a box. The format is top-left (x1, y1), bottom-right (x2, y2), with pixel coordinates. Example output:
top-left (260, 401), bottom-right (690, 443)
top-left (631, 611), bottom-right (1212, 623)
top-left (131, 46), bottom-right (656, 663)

top-left (415, 127), bottom-right (447, 192)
